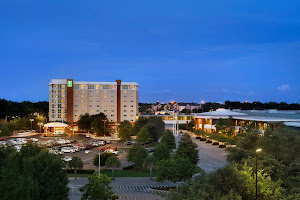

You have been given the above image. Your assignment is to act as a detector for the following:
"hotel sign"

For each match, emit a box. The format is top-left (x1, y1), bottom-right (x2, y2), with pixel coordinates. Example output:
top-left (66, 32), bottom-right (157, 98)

top-left (67, 81), bottom-right (72, 87)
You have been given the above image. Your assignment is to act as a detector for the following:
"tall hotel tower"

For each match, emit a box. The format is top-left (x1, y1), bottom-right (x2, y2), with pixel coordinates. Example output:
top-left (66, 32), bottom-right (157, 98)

top-left (49, 79), bottom-right (139, 130)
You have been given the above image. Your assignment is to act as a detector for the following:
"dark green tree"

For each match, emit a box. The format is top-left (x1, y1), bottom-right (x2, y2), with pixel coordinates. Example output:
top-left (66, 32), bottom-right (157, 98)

top-left (160, 129), bottom-right (176, 150)
top-left (174, 133), bottom-right (199, 165)
top-left (136, 126), bottom-right (152, 146)
top-left (77, 113), bottom-right (92, 132)
top-left (105, 155), bottom-right (121, 180)
top-left (153, 143), bottom-right (170, 161)
top-left (93, 152), bottom-right (114, 167)
top-left (133, 117), bottom-right (149, 134)
top-left (79, 173), bottom-right (118, 200)
top-left (127, 143), bottom-right (148, 171)
top-left (0, 144), bottom-right (69, 200)
top-left (90, 113), bottom-right (107, 136)
top-left (68, 156), bottom-right (83, 180)
top-left (119, 120), bottom-right (134, 141)
top-left (143, 155), bottom-right (157, 180)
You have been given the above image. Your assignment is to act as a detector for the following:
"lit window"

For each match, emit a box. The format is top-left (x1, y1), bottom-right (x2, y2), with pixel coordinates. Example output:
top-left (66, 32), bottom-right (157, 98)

top-left (75, 115), bottom-right (78, 117)
top-left (90, 110), bottom-right (93, 112)
top-left (104, 91), bottom-right (107, 93)
top-left (104, 95), bottom-right (107, 98)
top-left (82, 105), bottom-right (85, 107)
top-left (131, 115), bottom-right (133, 117)
top-left (75, 120), bottom-right (78, 122)
top-left (124, 96), bottom-right (127, 98)
top-left (90, 105), bottom-right (92, 107)
top-left (82, 110), bottom-right (84, 112)
top-left (75, 110), bottom-right (78, 112)
top-left (124, 101), bottom-right (127, 103)
top-left (82, 100), bottom-right (85, 102)
top-left (111, 105), bottom-right (114, 107)
top-left (104, 105), bottom-right (107, 107)
top-left (82, 95), bottom-right (84, 98)
top-left (75, 90), bottom-right (78, 93)
top-left (111, 110), bottom-right (114, 112)
top-left (82, 90), bottom-right (85, 93)
top-left (124, 91), bottom-right (127, 93)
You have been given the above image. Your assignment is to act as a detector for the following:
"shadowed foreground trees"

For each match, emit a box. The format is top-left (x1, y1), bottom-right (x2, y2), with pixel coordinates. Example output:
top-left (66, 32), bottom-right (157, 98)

top-left (0, 144), bottom-right (69, 200)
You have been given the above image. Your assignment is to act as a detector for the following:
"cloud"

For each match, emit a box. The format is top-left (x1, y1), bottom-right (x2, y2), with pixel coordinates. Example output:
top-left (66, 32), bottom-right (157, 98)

top-left (277, 84), bottom-right (291, 92)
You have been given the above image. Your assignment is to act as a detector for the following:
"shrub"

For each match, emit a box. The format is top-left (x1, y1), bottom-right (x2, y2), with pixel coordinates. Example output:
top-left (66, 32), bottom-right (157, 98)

top-left (65, 169), bottom-right (95, 174)
top-left (122, 165), bottom-right (134, 170)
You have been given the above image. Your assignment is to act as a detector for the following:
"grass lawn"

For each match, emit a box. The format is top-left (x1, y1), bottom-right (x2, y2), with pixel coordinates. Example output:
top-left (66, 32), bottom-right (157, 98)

top-left (67, 168), bottom-right (157, 178)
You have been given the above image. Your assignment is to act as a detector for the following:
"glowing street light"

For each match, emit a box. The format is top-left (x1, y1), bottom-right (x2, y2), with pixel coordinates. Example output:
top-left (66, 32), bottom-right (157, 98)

top-left (256, 148), bottom-right (262, 200)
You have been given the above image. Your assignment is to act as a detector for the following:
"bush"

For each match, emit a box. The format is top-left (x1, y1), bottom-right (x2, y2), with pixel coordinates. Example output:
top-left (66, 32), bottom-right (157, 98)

top-left (212, 142), bottom-right (219, 145)
top-left (206, 140), bottom-right (212, 143)
top-left (219, 145), bottom-right (226, 148)
top-left (122, 165), bottom-right (134, 170)
top-left (65, 169), bottom-right (95, 174)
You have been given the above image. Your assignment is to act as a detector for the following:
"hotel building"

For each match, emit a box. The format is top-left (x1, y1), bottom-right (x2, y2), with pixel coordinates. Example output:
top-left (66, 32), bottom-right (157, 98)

top-left (49, 79), bottom-right (139, 130)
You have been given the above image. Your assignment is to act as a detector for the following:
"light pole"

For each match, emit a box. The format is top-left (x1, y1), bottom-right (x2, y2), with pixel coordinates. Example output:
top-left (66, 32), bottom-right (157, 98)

top-left (256, 148), bottom-right (262, 200)
top-left (38, 123), bottom-right (43, 133)
top-left (102, 119), bottom-right (107, 140)
top-left (98, 151), bottom-right (101, 178)
top-left (30, 119), bottom-right (34, 135)
top-left (70, 128), bottom-right (74, 139)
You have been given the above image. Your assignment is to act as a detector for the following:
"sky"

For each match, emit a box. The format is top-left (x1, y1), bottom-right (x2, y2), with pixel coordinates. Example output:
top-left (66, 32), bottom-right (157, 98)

top-left (0, 0), bottom-right (300, 103)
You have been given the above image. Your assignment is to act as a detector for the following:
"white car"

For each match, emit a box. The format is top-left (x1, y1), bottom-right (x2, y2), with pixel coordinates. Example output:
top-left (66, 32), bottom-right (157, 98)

top-left (86, 134), bottom-right (90, 138)
top-left (61, 147), bottom-right (75, 153)
top-left (97, 141), bottom-right (105, 146)
top-left (61, 156), bottom-right (72, 162)
top-left (104, 149), bottom-right (119, 156)
top-left (31, 138), bottom-right (39, 142)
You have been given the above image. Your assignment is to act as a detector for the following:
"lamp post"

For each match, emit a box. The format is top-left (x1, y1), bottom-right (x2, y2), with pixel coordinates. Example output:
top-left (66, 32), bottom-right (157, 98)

top-left (102, 119), bottom-right (107, 140)
top-left (98, 151), bottom-right (101, 178)
top-left (256, 148), bottom-right (262, 200)
top-left (30, 119), bottom-right (34, 135)
top-left (38, 123), bottom-right (43, 133)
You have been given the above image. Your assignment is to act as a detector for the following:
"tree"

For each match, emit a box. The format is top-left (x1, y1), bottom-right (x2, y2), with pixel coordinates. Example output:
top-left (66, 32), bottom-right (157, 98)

top-left (174, 133), bottom-right (199, 165)
top-left (105, 155), bottom-right (121, 180)
top-left (136, 126), bottom-right (152, 146)
top-left (143, 155), bottom-right (157, 180)
top-left (133, 117), bottom-right (149, 134)
top-left (93, 152), bottom-right (114, 167)
top-left (127, 143), bottom-right (148, 171)
top-left (91, 113), bottom-right (107, 136)
top-left (119, 120), bottom-right (134, 141)
top-left (77, 113), bottom-right (92, 132)
top-left (147, 117), bottom-right (165, 141)
top-left (79, 173), bottom-right (118, 200)
top-left (157, 157), bottom-right (198, 183)
top-left (0, 144), bottom-right (69, 200)
top-left (153, 143), bottom-right (170, 161)
top-left (187, 118), bottom-right (195, 131)
top-left (160, 129), bottom-right (176, 150)
top-left (68, 156), bottom-right (83, 180)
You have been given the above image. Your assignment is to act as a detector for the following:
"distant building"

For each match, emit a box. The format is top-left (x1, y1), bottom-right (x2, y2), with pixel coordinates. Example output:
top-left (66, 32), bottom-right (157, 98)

top-left (49, 79), bottom-right (139, 130)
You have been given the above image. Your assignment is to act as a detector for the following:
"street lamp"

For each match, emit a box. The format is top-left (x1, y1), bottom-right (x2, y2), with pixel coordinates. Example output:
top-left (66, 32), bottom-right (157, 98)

top-left (38, 123), bottom-right (43, 133)
top-left (30, 119), bottom-right (34, 135)
top-left (256, 148), bottom-right (262, 200)
top-left (70, 128), bottom-right (74, 139)
top-left (102, 119), bottom-right (107, 140)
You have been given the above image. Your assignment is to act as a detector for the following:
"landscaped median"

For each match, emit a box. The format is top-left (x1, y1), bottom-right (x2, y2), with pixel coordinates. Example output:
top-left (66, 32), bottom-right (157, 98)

top-left (194, 130), bottom-right (238, 148)
top-left (66, 166), bottom-right (158, 178)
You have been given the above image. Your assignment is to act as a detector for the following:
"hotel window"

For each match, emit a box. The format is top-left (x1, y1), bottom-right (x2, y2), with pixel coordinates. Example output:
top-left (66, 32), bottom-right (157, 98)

top-left (58, 104), bottom-right (61, 108)
top-left (75, 100), bottom-right (78, 102)
top-left (129, 85), bottom-right (135, 90)
top-left (52, 104), bottom-right (54, 108)
top-left (122, 85), bottom-right (129, 89)
top-left (124, 105), bottom-right (127, 107)
top-left (88, 85), bottom-right (94, 89)
top-left (111, 95), bottom-right (114, 98)
top-left (131, 100), bottom-right (134, 103)
top-left (104, 110), bottom-right (107, 112)
top-left (75, 115), bottom-right (78, 117)
top-left (130, 105), bottom-right (133, 107)
top-left (124, 115), bottom-right (127, 117)
top-left (104, 95), bottom-right (107, 98)
top-left (96, 105), bottom-right (100, 107)
top-left (103, 85), bottom-right (109, 89)
top-left (90, 96), bottom-right (92, 98)
top-left (131, 91), bottom-right (134, 93)
top-left (96, 110), bottom-right (99, 112)
top-left (111, 110), bottom-right (114, 112)
top-left (75, 90), bottom-right (78, 93)
top-left (82, 105), bottom-right (85, 107)
top-left (52, 109), bottom-right (54, 113)
top-left (90, 100), bottom-right (92, 102)
top-left (111, 115), bottom-right (114, 117)
top-left (123, 91), bottom-right (127, 93)
top-left (110, 85), bottom-right (115, 90)
top-left (124, 110), bottom-right (127, 112)
top-left (81, 85), bottom-right (86, 89)
top-left (82, 91), bottom-right (85, 93)
top-left (111, 91), bottom-right (114, 93)
top-left (96, 91), bottom-right (99, 93)
top-left (124, 96), bottom-right (127, 98)
top-left (82, 95), bottom-right (85, 98)
top-left (96, 85), bottom-right (100, 89)
top-left (130, 110), bottom-right (133, 112)
top-left (90, 105), bottom-right (92, 107)
top-left (62, 85), bottom-right (65, 88)
top-left (124, 100), bottom-right (127, 103)
top-left (104, 90), bottom-right (107, 93)
top-left (75, 110), bottom-right (78, 112)
top-left (131, 96), bottom-right (134, 98)
top-left (82, 100), bottom-right (85, 102)
top-left (52, 114), bottom-right (55, 118)
top-left (104, 100), bottom-right (107, 103)
top-left (82, 110), bottom-right (85, 112)
top-left (58, 114), bottom-right (61, 118)
top-left (111, 100), bottom-right (114, 102)
top-left (75, 95), bottom-right (78, 97)
top-left (90, 110), bottom-right (93, 112)
top-left (104, 105), bottom-right (107, 107)
top-left (111, 105), bottom-right (114, 107)
top-left (61, 99), bottom-right (64, 103)
top-left (75, 105), bottom-right (78, 107)
top-left (131, 115), bottom-right (134, 117)
top-left (96, 100), bottom-right (99, 102)
top-left (74, 85), bottom-right (79, 89)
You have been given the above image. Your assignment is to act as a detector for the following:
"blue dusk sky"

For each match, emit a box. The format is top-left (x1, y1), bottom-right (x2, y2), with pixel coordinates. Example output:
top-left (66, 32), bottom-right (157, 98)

top-left (0, 1), bottom-right (300, 103)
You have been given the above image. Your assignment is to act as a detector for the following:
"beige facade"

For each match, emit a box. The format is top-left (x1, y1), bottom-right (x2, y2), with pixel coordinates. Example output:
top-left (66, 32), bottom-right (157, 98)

top-left (49, 79), bottom-right (139, 126)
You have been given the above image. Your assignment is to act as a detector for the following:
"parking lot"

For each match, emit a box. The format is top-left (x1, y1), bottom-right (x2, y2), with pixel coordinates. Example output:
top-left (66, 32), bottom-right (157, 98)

top-left (1, 133), bottom-right (135, 169)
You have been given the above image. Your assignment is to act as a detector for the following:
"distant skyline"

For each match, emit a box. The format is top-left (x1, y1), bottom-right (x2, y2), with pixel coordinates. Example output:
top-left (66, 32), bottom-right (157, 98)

top-left (1, 1), bottom-right (300, 103)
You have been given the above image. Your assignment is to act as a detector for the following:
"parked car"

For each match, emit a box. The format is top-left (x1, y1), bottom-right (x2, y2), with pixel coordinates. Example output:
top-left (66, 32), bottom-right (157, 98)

top-left (100, 146), bottom-right (117, 152)
top-left (148, 148), bottom-right (154, 153)
top-left (61, 147), bottom-right (75, 153)
top-left (124, 141), bottom-right (133, 145)
top-left (86, 134), bottom-right (90, 138)
top-left (61, 156), bottom-right (72, 162)
top-left (104, 149), bottom-right (119, 156)
top-left (105, 140), bottom-right (111, 144)
top-left (30, 138), bottom-right (39, 142)
top-left (97, 140), bottom-right (106, 146)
